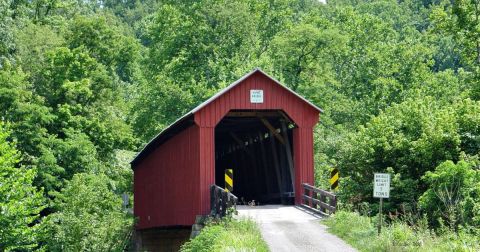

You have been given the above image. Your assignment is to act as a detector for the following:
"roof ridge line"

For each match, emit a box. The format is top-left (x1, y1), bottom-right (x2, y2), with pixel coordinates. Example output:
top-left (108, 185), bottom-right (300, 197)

top-left (131, 68), bottom-right (323, 165)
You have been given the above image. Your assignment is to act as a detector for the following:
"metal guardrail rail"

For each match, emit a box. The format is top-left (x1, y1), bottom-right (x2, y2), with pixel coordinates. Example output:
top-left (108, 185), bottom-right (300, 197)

top-left (301, 183), bottom-right (337, 216)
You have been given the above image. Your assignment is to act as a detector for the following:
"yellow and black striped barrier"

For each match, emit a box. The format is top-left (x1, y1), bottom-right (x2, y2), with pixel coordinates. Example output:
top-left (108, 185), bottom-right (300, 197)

top-left (225, 169), bottom-right (233, 192)
top-left (330, 168), bottom-right (339, 191)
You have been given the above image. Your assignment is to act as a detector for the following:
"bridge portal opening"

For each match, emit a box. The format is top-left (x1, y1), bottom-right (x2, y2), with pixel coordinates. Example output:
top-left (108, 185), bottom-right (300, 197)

top-left (215, 110), bottom-right (295, 205)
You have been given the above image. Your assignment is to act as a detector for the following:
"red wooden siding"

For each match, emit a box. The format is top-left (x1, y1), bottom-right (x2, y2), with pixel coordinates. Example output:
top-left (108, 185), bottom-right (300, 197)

top-left (198, 127), bottom-right (215, 215)
top-left (293, 127), bottom-right (315, 204)
top-left (134, 125), bottom-right (200, 229)
top-left (194, 72), bottom-right (319, 128)
top-left (194, 72), bottom-right (319, 213)
top-left (133, 69), bottom-right (320, 228)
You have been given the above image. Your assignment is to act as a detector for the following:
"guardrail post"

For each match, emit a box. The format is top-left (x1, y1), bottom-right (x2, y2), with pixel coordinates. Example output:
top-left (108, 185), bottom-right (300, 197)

top-left (221, 191), bottom-right (227, 217)
top-left (215, 188), bottom-right (221, 217)
top-left (303, 184), bottom-right (309, 205)
top-left (226, 193), bottom-right (231, 210)
top-left (331, 195), bottom-right (337, 214)
top-left (320, 194), bottom-right (326, 213)
top-left (210, 185), bottom-right (216, 216)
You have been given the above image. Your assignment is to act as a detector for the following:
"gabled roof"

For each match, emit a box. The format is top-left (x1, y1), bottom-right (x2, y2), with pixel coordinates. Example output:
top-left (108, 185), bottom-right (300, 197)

top-left (131, 68), bottom-right (323, 167)
top-left (190, 68), bottom-right (323, 114)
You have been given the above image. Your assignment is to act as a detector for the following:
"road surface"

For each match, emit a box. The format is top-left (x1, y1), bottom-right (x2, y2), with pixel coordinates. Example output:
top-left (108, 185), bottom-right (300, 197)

top-left (237, 205), bottom-right (357, 252)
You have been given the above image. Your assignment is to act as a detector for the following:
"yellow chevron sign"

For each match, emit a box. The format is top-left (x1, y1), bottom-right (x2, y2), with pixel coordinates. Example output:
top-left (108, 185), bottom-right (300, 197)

top-left (330, 168), bottom-right (339, 190)
top-left (225, 169), bottom-right (233, 192)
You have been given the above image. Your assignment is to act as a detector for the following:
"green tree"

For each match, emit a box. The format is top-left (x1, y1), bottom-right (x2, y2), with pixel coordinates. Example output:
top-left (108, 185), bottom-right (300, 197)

top-left (0, 61), bottom-right (53, 162)
top-left (38, 46), bottom-right (135, 158)
top-left (246, 0), bottom-right (318, 55)
top-left (0, 0), bottom-right (15, 60)
top-left (431, 0), bottom-right (480, 67)
top-left (338, 97), bottom-right (461, 209)
top-left (145, 1), bottom-right (259, 90)
top-left (430, 0), bottom-right (480, 99)
top-left (0, 122), bottom-right (45, 251)
top-left (419, 159), bottom-right (480, 229)
top-left (266, 22), bottom-right (343, 92)
top-left (13, 21), bottom-right (65, 84)
top-left (67, 14), bottom-right (142, 84)
top-left (132, 76), bottom-right (195, 142)
top-left (40, 173), bottom-right (133, 252)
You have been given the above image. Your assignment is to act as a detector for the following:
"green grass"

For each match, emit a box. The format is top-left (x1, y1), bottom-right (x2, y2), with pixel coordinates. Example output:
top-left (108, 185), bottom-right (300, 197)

top-left (322, 211), bottom-right (480, 252)
top-left (180, 218), bottom-right (269, 252)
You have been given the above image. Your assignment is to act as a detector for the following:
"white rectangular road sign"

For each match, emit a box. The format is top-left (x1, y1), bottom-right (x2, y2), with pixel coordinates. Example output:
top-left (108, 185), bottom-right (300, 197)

top-left (250, 89), bottom-right (264, 103)
top-left (373, 173), bottom-right (390, 198)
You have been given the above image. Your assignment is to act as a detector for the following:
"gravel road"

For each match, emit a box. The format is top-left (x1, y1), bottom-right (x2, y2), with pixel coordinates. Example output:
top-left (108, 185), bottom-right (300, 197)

top-left (237, 205), bottom-right (357, 252)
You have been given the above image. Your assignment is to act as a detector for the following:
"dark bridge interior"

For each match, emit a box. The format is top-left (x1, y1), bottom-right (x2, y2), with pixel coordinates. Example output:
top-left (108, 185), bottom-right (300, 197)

top-left (215, 110), bottom-right (295, 205)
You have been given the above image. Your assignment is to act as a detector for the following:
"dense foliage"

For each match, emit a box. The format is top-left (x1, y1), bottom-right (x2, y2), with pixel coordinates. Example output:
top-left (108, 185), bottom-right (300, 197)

top-left (40, 173), bottom-right (133, 251)
top-left (1, 0), bottom-right (480, 249)
top-left (0, 123), bottom-right (43, 251)
top-left (419, 159), bottom-right (480, 230)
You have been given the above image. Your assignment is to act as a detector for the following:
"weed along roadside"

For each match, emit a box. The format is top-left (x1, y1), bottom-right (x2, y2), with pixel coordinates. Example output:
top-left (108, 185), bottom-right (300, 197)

top-left (322, 211), bottom-right (480, 252)
top-left (180, 212), bottom-right (268, 252)
top-left (182, 189), bottom-right (268, 252)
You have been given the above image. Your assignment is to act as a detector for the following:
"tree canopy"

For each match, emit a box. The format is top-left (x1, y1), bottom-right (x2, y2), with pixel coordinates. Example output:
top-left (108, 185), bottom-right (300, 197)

top-left (1, 0), bottom-right (480, 249)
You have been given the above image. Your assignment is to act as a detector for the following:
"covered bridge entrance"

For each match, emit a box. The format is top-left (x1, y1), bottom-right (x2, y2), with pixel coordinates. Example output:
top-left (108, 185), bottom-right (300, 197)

top-left (215, 110), bottom-right (296, 205)
top-left (132, 69), bottom-right (322, 229)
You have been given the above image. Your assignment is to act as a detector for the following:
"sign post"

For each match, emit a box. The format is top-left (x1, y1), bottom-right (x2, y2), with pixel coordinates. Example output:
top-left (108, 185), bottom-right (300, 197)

top-left (373, 173), bottom-right (390, 235)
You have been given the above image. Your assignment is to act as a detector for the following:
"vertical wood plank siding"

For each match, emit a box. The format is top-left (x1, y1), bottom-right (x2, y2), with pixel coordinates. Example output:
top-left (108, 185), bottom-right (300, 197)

top-left (134, 71), bottom-right (320, 228)
top-left (194, 72), bottom-right (319, 214)
top-left (134, 125), bottom-right (200, 229)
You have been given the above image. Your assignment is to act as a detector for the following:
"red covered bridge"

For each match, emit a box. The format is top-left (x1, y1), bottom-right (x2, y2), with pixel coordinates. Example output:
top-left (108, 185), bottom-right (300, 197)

top-left (131, 69), bottom-right (322, 229)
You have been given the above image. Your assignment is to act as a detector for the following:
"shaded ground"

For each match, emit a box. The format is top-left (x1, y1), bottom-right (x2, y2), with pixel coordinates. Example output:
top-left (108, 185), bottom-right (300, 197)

top-left (133, 228), bottom-right (190, 251)
top-left (237, 205), bottom-right (357, 252)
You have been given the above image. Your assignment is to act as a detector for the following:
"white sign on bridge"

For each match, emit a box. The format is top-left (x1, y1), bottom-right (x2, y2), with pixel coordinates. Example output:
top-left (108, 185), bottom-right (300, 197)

top-left (250, 89), bottom-right (264, 103)
top-left (373, 173), bottom-right (390, 198)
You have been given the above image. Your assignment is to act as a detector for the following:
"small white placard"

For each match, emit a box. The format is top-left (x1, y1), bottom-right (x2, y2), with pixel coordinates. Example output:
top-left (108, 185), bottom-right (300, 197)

top-left (250, 90), bottom-right (264, 103)
top-left (373, 173), bottom-right (390, 198)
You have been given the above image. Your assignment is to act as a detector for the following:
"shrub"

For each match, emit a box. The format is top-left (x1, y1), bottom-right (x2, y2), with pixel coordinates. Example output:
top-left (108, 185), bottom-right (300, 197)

top-left (419, 159), bottom-right (480, 230)
top-left (39, 173), bottom-right (133, 252)
top-left (181, 218), bottom-right (268, 252)
top-left (323, 211), bottom-right (480, 252)
top-left (336, 97), bottom-right (462, 211)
